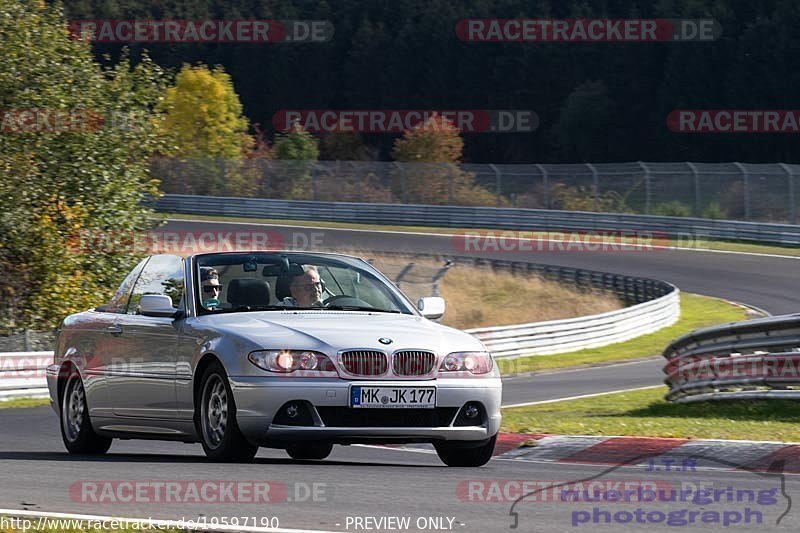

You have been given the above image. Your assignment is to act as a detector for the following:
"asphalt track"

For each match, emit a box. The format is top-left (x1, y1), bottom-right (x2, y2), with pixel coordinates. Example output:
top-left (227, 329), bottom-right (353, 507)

top-left (2, 218), bottom-right (799, 531)
top-left (2, 407), bottom-right (800, 532)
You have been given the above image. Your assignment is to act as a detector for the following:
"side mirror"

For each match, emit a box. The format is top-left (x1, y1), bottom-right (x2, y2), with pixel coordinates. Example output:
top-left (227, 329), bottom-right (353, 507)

top-left (418, 296), bottom-right (445, 320)
top-left (139, 294), bottom-right (180, 318)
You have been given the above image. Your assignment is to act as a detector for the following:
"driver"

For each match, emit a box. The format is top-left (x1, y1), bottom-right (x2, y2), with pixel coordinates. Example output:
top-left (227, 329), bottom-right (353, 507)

top-left (285, 265), bottom-right (324, 307)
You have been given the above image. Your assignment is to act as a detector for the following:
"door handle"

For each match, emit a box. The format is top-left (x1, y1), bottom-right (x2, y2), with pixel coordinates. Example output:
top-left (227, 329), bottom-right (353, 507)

top-left (106, 325), bottom-right (123, 336)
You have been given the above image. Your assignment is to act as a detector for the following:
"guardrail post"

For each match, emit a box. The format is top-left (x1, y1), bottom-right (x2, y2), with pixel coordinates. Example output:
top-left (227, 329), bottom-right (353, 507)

top-left (431, 260), bottom-right (453, 297)
top-left (639, 161), bottom-right (652, 215)
top-left (23, 329), bottom-right (30, 351)
top-left (217, 159), bottom-right (226, 195)
top-left (310, 162), bottom-right (318, 201)
top-left (394, 263), bottom-right (415, 289)
top-left (446, 163), bottom-right (454, 205)
top-left (393, 162), bottom-right (407, 203)
top-left (685, 162), bottom-right (700, 216)
top-left (489, 163), bottom-right (502, 206)
top-left (779, 163), bottom-right (797, 224)
top-left (586, 163), bottom-right (599, 211)
top-left (535, 164), bottom-right (550, 209)
top-left (733, 162), bottom-right (751, 221)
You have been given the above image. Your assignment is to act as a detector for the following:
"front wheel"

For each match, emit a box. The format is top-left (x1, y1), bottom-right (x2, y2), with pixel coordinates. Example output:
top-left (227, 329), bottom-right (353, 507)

top-left (434, 434), bottom-right (497, 467)
top-left (286, 442), bottom-right (333, 460)
top-left (60, 372), bottom-right (112, 454)
top-left (198, 362), bottom-right (258, 462)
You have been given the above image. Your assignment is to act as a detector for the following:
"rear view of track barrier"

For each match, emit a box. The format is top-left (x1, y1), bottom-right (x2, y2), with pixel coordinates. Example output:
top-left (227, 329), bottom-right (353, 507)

top-left (663, 314), bottom-right (800, 402)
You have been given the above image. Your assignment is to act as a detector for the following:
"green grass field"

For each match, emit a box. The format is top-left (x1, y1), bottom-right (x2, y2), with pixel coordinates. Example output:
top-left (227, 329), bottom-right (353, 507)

top-left (0, 397), bottom-right (49, 409)
top-left (502, 386), bottom-right (800, 441)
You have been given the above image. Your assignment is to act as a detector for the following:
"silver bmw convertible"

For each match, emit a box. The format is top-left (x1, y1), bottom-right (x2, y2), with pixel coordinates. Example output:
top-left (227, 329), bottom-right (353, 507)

top-left (47, 251), bottom-right (502, 466)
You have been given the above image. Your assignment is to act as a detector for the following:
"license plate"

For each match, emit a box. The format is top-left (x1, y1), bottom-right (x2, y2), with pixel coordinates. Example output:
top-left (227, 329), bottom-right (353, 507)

top-left (351, 386), bottom-right (436, 408)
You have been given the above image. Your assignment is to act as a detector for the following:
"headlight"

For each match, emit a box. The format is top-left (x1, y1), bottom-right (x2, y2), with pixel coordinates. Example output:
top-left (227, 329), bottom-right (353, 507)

top-left (248, 350), bottom-right (336, 374)
top-left (439, 351), bottom-right (493, 375)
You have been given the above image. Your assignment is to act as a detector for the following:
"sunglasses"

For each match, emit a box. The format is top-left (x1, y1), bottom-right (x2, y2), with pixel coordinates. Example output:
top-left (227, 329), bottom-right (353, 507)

top-left (292, 281), bottom-right (323, 291)
top-left (202, 285), bottom-right (221, 293)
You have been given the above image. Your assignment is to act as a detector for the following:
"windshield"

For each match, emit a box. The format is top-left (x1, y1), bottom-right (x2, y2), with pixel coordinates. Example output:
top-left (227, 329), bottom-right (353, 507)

top-left (194, 252), bottom-right (415, 316)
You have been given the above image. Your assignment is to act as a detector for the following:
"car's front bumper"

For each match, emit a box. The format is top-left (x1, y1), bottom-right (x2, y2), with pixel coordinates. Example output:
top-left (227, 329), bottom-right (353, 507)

top-left (229, 376), bottom-right (502, 446)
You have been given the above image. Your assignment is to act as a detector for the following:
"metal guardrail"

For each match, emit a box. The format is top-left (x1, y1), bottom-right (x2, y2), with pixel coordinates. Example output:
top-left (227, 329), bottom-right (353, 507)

top-left (470, 289), bottom-right (679, 358)
top-left (663, 314), bottom-right (800, 403)
top-left (156, 194), bottom-right (800, 245)
top-left (0, 352), bottom-right (52, 399)
top-left (0, 255), bottom-right (680, 396)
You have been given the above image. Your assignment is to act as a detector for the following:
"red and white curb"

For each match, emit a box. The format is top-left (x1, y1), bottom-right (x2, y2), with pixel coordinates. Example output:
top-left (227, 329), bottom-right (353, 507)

top-left (493, 432), bottom-right (800, 473)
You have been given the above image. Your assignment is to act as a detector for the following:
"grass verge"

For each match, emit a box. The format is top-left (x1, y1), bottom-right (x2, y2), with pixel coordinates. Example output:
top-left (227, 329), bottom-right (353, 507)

top-left (438, 265), bottom-right (620, 329)
top-left (159, 212), bottom-right (800, 257)
top-left (502, 386), bottom-right (800, 441)
top-left (496, 293), bottom-right (748, 375)
top-left (0, 397), bottom-right (49, 409)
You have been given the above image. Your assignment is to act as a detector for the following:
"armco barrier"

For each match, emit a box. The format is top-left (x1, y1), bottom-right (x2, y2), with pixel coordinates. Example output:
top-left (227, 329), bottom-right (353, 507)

top-left (469, 290), bottom-right (679, 358)
top-left (156, 194), bottom-right (800, 245)
top-left (0, 256), bottom-right (680, 397)
top-left (0, 352), bottom-right (52, 399)
top-left (663, 314), bottom-right (800, 402)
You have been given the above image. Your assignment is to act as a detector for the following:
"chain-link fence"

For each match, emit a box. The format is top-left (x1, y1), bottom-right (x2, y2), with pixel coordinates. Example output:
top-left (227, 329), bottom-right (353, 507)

top-left (0, 330), bottom-right (55, 352)
top-left (152, 159), bottom-right (800, 223)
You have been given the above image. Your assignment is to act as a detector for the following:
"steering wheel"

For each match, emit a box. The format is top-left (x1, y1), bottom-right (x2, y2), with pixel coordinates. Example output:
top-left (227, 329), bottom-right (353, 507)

top-left (322, 295), bottom-right (356, 307)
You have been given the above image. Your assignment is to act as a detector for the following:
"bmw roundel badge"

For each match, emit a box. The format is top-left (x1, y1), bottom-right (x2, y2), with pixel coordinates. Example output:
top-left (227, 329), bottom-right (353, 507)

top-left (378, 337), bottom-right (393, 345)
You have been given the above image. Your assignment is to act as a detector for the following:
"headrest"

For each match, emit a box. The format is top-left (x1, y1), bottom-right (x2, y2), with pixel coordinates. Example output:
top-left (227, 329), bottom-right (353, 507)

top-left (274, 275), bottom-right (293, 300)
top-left (227, 278), bottom-right (271, 307)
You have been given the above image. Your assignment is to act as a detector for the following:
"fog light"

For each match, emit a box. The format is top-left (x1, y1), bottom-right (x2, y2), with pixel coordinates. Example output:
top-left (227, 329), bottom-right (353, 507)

top-left (285, 403), bottom-right (299, 418)
top-left (464, 403), bottom-right (480, 419)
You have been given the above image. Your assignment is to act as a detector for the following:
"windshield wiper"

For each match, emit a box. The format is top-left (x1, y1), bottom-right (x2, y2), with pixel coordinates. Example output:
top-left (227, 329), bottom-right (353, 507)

top-left (323, 305), bottom-right (401, 313)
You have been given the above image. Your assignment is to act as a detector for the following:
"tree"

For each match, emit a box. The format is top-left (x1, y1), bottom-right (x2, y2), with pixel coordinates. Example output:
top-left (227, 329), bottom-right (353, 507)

top-left (271, 123), bottom-right (319, 199)
top-left (0, 0), bottom-right (169, 331)
top-left (391, 114), bottom-right (497, 205)
top-left (156, 64), bottom-right (254, 196)
top-left (553, 81), bottom-right (612, 162)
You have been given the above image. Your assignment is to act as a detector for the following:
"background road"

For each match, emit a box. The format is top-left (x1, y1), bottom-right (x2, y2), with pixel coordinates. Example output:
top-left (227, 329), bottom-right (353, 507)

top-left (164, 219), bottom-right (800, 315)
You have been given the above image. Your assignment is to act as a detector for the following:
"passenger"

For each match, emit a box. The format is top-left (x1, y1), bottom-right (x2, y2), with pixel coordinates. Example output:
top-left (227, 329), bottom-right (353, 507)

top-left (200, 267), bottom-right (222, 310)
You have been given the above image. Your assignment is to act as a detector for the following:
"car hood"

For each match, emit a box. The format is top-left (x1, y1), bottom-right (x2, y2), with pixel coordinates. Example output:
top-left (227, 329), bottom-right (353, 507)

top-left (198, 311), bottom-right (486, 354)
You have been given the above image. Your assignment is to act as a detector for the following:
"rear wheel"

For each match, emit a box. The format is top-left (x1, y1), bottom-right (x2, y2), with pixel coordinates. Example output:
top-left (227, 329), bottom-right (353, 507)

top-left (198, 361), bottom-right (258, 462)
top-left (434, 434), bottom-right (497, 467)
top-left (60, 372), bottom-right (112, 454)
top-left (286, 442), bottom-right (333, 460)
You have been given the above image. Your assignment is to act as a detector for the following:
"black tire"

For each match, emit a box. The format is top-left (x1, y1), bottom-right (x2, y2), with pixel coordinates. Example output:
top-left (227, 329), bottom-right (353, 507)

top-left (434, 434), bottom-right (497, 467)
top-left (197, 361), bottom-right (258, 462)
top-left (286, 442), bottom-right (333, 460)
top-left (60, 372), bottom-right (112, 454)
